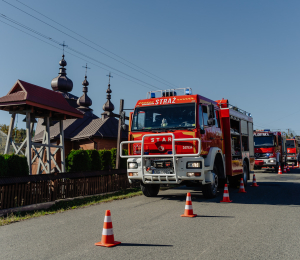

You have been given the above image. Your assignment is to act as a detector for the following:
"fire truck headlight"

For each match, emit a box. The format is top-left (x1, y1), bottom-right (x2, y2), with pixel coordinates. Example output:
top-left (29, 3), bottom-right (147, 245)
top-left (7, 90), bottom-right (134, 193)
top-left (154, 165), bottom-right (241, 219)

top-left (128, 162), bottom-right (138, 169)
top-left (187, 162), bottom-right (202, 169)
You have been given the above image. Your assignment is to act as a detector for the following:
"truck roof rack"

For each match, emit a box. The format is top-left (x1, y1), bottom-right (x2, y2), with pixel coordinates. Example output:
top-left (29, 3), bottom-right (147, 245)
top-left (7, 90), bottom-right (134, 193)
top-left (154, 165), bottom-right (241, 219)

top-left (147, 88), bottom-right (192, 99)
top-left (227, 103), bottom-right (252, 117)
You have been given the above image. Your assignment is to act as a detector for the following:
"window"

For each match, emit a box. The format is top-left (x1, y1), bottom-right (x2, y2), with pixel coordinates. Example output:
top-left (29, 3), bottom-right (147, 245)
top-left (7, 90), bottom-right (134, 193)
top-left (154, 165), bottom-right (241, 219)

top-left (202, 105), bottom-right (208, 126)
top-left (132, 103), bottom-right (196, 131)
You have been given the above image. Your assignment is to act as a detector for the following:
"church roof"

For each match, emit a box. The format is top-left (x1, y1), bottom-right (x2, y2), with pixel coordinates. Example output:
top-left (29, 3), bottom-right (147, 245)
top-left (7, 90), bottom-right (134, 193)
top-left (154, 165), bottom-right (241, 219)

top-left (33, 115), bottom-right (127, 142)
top-left (0, 80), bottom-right (83, 119)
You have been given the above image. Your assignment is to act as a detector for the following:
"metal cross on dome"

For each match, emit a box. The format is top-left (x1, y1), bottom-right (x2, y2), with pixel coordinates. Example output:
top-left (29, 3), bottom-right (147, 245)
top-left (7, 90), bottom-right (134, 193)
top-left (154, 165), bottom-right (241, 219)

top-left (82, 63), bottom-right (91, 76)
top-left (106, 72), bottom-right (113, 84)
top-left (59, 41), bottom-right (68, 54)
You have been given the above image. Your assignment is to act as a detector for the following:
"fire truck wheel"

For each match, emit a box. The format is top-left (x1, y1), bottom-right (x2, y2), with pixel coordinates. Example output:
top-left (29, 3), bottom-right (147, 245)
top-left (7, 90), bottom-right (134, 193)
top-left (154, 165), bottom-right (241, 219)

top-left (202, 164), bottom-right (219, 199)
top-left (140, 182), bottom-right (160, 197)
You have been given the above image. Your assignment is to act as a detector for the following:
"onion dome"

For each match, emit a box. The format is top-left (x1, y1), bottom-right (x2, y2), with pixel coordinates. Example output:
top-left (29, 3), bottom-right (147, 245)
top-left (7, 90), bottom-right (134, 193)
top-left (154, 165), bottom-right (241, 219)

top-left (77, 76), bottom-right (92, 110)
top-left (51, 54), bottom-right (73, 92)
top-left (102, 82), bottom-right (114, 112)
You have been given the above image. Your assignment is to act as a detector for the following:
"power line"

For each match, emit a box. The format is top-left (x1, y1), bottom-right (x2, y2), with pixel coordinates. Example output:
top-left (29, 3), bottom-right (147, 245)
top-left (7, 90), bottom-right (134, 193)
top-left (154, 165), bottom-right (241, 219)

top-left (0, 18), bottom-right (154, 91)
top-left (3, 0), bottom-right (178, 89)
top-left (0, 14), bottom-right (159, 90)
top-left (15, 0), bottom-right (176, 88)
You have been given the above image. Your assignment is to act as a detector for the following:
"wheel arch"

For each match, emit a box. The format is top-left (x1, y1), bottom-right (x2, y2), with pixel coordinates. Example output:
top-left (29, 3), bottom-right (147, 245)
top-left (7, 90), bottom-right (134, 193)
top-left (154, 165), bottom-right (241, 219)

top-left (204, 147), bottom-right (226, 179)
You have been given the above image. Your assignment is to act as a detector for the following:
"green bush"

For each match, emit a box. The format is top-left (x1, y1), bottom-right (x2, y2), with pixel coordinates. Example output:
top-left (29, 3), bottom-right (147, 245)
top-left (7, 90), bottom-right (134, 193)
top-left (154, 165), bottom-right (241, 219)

top-left (19, 156), bottom-right (29, 176)
top-left (110, 148), bottom-right (117, 169)
top-left (86, 149), bottom-right (101, 171)
top-left (98, 149), bottom-right (111, 170)
top-left (3, 154), bottom-right (29, 177)
top-left (121, 149), bottom-right (128, 169)
top-left (0, 155), bottom-right (8, 177)
top-left (66, 150), bottom-right (91, 172)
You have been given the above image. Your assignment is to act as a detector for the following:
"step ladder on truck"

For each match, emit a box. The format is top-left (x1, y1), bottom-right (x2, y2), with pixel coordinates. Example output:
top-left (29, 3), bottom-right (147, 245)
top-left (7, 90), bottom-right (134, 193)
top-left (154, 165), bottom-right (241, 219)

top-left (120, 88), bottom-right (255, 198)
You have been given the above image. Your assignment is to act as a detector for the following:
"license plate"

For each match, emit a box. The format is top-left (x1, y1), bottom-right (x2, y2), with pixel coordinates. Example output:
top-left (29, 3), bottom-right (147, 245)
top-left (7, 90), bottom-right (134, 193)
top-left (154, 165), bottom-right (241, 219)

top-left (152, 169), bottom-right (171, 174)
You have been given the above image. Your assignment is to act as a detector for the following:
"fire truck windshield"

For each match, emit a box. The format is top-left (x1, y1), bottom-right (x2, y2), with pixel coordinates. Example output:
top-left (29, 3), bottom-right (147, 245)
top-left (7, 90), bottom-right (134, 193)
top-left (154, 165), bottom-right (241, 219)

top-left (254, 136), bottom-right (274, 147)
top-left (132, 103), bottom-right (195, 131)
top-left (286, 140), bottom-right (295, 148)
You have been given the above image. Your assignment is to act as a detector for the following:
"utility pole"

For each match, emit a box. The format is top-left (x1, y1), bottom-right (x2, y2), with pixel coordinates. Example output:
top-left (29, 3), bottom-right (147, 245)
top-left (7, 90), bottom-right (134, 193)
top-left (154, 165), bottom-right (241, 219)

top-left (116, 99), bottom-right (124, 169)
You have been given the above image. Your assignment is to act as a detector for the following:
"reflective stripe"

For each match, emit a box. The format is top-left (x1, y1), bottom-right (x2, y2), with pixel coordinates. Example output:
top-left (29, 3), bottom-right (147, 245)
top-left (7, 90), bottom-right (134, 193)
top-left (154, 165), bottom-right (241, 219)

top-left (104, 216), bottom-right (112, 223)
top-left (102, 228), bottom-right (114, 236)
top-left (186, 196), bottom-right (191, 201)
top-left (185, 205), bottom-right (193, 210)
top-left (223, 193), bottom-right (229, 197)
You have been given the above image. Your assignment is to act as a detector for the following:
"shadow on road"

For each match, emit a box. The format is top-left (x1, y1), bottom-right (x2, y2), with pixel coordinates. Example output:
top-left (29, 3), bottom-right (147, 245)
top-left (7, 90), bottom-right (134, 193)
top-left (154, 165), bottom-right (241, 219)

top-left (119, 243), bottom-right (173, 247)
top-left (196, 215), bottom-right (235, 218)
top-left (157, 178), bottom-right (300, 206)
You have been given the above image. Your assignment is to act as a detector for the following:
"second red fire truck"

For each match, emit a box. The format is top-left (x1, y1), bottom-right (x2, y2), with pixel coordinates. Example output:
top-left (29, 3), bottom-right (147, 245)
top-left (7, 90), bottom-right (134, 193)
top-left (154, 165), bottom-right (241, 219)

top-left (121, 88), bottom-right (255, 198)
top-left (253, 130), bottom-right (286, 171)
top-left (285, 138), bottom-right (299, 166)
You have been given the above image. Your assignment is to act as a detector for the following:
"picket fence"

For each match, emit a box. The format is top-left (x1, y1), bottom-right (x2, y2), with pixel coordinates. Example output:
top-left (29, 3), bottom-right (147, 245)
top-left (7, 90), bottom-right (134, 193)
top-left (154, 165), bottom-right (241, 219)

top-left (0, 170), bottom-right (138, 210)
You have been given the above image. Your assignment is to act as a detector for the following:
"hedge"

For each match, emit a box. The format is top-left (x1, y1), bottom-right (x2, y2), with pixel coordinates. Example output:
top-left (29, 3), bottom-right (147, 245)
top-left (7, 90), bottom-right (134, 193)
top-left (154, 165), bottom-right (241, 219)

top-left (65, 148), bottom-right (128, 172)
top-left (66, 150), bottom-right (91, 172)
top-left (0, 154), bottom-right (8, 177)
top-left (87, 149), bottom-right (101, 171)
top-left (98, 149), bottom-right (112, 170)
top-left (2, 154), bottom-right (28, 177)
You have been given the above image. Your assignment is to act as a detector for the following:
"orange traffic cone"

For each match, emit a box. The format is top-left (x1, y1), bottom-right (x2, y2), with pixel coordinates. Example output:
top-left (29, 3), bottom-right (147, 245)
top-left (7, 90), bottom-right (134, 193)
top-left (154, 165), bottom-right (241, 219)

top-left (278, 165), bottom-right (282, 175)
top-left (181, 192), bottom-right (197, 217)
top-left (287, 165), bottom-right (290, 172)
top-left (95, 210), bottom-right (121, 247)
top-left (238, 178), bottom-right (247, 193)
top-left (251, 174), bottom-right (259, 187)
top-left (283, 166), bottom-right (287, 173)
top-left (220, 184), bottom-right (232, 202)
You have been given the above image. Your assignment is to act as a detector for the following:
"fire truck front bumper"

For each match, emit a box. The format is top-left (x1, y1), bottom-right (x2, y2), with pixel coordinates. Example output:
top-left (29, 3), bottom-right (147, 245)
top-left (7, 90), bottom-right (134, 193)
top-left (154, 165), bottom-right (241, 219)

top-left (255, 158), bottom-right (277, 167)
top-left (127, 157), bottom-right (213, 184)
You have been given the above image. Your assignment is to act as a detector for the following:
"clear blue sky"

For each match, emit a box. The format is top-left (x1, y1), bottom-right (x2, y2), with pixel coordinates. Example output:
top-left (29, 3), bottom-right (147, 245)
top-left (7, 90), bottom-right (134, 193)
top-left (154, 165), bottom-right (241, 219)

top-left (0, 0), bottom-right (299, 134)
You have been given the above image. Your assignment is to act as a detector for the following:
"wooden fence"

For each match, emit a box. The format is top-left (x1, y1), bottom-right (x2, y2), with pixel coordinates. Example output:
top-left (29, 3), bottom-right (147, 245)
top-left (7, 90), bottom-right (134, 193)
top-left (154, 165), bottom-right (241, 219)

top-left (0, 170), bottom-right (138, 210)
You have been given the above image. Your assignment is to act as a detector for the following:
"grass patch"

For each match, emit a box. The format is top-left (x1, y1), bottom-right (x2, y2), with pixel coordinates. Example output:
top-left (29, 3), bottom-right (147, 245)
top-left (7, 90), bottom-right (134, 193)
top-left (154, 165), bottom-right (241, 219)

top-left (0, 188), bottom-right (142, 226)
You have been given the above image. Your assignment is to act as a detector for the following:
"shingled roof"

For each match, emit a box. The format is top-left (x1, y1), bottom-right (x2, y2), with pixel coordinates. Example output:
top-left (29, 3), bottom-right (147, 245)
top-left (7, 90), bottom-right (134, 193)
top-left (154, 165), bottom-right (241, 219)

top-left (33, 113), bottom-right (127, 142)
top-left (0, 80), bottom-right (83, 119)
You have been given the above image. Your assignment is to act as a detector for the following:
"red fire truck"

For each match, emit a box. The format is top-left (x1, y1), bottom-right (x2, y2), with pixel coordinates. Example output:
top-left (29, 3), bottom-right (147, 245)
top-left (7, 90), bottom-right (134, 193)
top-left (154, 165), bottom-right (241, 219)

top-left (285, 138), bottom-right (299, 166)
top-left (120, 88), bottom-right (255, 198)
top-left (253, 130), bottom-right (286, 171)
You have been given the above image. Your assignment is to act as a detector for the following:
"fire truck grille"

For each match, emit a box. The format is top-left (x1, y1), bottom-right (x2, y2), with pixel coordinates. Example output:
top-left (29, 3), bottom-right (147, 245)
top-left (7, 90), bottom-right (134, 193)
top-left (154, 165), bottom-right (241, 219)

top-left (151, 160), bottom-right (173, 168)
top-left (255, 153), bottom-right (269, 159)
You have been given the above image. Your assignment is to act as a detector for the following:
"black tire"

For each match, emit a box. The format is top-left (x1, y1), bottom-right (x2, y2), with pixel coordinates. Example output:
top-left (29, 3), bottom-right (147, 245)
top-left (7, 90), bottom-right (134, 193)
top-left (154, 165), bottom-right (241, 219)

top-left (202, 162), bottom-right (219, 199)
top-left (140, 182), bottom-right (160, 197)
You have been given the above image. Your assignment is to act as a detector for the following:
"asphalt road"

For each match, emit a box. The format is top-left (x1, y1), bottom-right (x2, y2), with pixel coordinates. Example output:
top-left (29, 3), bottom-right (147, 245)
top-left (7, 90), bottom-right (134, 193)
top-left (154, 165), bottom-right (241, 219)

top-left (1, 168), bottom-right (300, 260)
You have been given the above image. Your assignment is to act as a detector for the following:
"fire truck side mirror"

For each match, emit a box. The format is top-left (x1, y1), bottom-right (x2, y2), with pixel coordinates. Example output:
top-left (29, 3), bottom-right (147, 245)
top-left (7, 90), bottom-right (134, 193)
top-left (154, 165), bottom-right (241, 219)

top-left (207, 104), bottom-right (215, 126)
top-left (208, 104), bottom-right (215, 119)
top-left (207, 118), bottom-right (216, 126)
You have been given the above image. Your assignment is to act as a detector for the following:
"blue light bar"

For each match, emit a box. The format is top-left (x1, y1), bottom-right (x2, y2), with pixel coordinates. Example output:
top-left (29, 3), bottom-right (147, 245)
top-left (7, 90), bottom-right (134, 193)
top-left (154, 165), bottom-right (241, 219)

top-left (185, 89), bottom-right (191, 95)
top-left (167, 151), bottom-right (172, 154)
top-left (264, 129), bottom-right (270, 132)
top-left (151, 93), bottom-right (155, 98)
top-left (144, 152), bottom-right (149, 155)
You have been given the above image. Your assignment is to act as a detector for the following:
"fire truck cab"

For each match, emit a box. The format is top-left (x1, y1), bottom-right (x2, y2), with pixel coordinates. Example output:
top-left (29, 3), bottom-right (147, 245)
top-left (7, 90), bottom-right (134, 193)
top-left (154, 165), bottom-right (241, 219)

top-left (285, 138), bottom-right (299, 166)
top-left (253, 130), bottom-right (286, 171)
top-left (121, 88), bottom-right (254, 198)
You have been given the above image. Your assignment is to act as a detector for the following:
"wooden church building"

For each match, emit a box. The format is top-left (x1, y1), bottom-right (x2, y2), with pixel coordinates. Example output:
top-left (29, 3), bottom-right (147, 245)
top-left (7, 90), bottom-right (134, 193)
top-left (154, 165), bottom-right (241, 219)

top-left (32, 54), bottom-right (127, 173)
